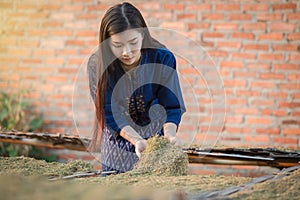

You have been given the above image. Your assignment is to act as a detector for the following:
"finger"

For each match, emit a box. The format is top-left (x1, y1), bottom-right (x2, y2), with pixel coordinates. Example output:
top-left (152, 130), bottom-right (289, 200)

top-left (175, 140), bottom-right (181, 146)
top-left (136, 150), bottom-right (141, 159)
top-left (171, 137), bottom-right (181, 146)
top-left (169, 137), bottom-right (177, 145)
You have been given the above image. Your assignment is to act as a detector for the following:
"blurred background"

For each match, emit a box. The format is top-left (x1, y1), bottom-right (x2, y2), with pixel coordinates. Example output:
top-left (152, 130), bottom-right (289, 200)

top-left (0, 0), bottom-right (299, 176)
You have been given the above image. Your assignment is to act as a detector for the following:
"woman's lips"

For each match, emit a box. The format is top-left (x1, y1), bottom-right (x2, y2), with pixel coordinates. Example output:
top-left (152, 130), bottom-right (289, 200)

top-left (122, 57), bottom-right (132, 62)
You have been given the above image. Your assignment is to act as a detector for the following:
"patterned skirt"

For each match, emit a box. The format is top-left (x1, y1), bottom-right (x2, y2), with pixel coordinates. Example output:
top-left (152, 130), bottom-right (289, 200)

top-left (100, 120), bottom-right (163, 173)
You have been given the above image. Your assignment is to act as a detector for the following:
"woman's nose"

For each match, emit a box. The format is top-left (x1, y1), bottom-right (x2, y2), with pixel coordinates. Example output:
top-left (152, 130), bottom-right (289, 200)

top-left (122, 45), bottom-right (132, 56)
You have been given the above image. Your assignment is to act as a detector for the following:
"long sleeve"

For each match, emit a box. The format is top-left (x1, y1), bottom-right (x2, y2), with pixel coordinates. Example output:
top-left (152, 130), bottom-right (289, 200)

top-left (87, 53), bottom-right (98, 103)
top-left (104, 78), bottom-right (129, 133)
top-left (156, 51), bottom-right (186, 126)
top-left (87, 53), bottom-right (128, 133)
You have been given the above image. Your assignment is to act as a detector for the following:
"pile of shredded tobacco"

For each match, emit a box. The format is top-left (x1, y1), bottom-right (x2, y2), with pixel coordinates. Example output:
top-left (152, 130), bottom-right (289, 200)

top-left (0, 154), bottom-right (299, 199)
top-left (131, 135), bottom-right (189, 176)
top-left (0, 156), bottom-right (92, 177)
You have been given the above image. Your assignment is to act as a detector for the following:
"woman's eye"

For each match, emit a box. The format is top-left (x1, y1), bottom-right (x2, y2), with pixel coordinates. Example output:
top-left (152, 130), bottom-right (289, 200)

top-left (113, 44), bottom-right (122, 48)
top-left (130, 42), bottom-right (137, 45)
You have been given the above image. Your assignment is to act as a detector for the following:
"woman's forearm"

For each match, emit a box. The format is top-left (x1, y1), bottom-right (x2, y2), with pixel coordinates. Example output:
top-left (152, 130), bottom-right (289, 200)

top-left (120, 125), bottom-right (147, 158)
top-left (120, 125), bottom-right (144, 146)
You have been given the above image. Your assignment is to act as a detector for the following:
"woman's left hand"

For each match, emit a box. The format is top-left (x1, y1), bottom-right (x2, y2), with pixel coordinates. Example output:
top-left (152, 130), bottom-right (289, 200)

top-left (163, 122), bottom-right (181, 146)
top-left (166, 135), bottom-right (181, 146)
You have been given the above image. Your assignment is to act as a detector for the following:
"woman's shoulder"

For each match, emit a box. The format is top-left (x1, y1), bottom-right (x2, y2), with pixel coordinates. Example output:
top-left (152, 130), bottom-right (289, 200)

top-left (143, 47), bottom-right (175, 64)
top-left (145, 47), bottom-right (174, 56)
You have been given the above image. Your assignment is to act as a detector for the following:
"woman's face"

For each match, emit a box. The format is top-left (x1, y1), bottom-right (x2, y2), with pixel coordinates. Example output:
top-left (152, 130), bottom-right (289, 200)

top-left (109, 29), bottom-right (143, 68)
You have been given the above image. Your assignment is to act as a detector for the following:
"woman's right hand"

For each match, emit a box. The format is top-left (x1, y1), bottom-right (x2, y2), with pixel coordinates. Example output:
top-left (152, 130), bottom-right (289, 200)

top-left (135, 139), bottom-right (147, 159)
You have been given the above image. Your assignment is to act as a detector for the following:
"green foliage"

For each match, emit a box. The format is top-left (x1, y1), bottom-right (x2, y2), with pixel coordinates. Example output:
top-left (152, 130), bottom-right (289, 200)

top-left (0, 90), bottom-right (43, 132)
top-left (0, 142), bottom-right (31, 157)
top-left (28, 146), bottom-right (57, 162)
top-left (0, 90), bottom-right (50, 160)
top-left (0, 142), bottom-right (57, 162)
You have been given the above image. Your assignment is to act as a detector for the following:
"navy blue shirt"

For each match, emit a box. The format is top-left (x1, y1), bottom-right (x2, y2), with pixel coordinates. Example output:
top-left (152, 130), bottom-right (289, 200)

top-left (88, 48), bottom-right (185, 134)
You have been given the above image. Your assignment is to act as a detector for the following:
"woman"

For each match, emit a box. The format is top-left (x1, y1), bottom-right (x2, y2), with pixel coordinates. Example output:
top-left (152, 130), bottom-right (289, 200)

top-left (88, 2), bottom-right (185, 173)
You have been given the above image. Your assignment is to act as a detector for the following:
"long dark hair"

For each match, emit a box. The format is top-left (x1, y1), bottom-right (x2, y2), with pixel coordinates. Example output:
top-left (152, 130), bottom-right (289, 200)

top-left (89, 2), bottom-right (164, 151)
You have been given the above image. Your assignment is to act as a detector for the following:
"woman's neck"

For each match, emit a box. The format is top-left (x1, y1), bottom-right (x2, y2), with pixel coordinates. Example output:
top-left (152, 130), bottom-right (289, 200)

top-left (122, 63), bottom-right (136, 72)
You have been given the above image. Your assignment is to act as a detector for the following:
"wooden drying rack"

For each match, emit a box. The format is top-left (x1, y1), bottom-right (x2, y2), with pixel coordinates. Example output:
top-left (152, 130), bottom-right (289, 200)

top-left (1, 130), bottom-right (299, 169)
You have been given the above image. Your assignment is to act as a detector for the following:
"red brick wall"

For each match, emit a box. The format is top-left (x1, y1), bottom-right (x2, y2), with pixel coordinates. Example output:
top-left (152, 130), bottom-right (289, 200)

top-left (0, 0), bottom-right (299, 150)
